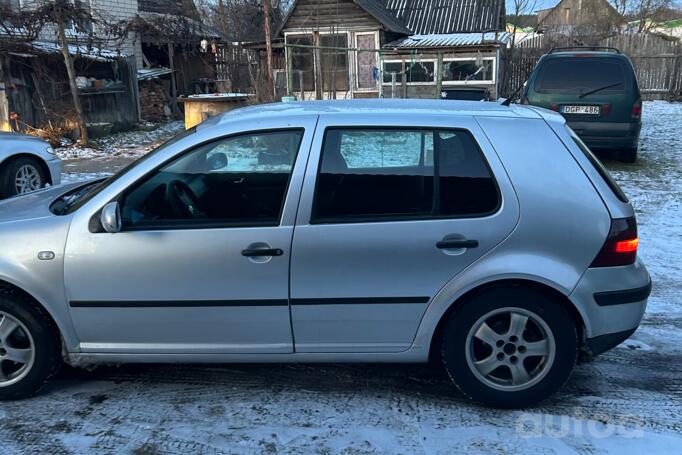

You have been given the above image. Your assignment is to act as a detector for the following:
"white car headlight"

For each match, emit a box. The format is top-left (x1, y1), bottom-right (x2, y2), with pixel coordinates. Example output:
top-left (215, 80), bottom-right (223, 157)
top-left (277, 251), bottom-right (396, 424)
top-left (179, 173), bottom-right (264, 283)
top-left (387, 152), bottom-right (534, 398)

top-left (46, 146), bottom-right (55, 155)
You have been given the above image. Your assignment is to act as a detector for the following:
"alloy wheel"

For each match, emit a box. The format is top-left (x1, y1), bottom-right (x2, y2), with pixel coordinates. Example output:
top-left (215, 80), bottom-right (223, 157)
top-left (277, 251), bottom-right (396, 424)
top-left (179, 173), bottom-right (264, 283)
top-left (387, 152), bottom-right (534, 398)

top-left (465, 307), bottom-right (556, 392)
top-left (14, 164), bottom-right (42, 194)
top-left (0, 312), bottom-right (35, 387)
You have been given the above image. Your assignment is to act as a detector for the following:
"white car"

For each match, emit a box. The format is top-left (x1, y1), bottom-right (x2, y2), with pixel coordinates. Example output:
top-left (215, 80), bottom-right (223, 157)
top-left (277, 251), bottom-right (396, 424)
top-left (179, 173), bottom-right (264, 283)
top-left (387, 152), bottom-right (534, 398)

top-left (0, 132), bottom-right (62, 198)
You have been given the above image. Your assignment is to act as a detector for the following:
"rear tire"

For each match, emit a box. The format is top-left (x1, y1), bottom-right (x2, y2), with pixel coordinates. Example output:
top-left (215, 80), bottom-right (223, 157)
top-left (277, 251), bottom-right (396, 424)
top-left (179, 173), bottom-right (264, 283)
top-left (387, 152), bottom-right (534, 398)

top-left (0, 292), bottom-right (61, 400)
top-left (441, 286), bottom-right (578, 408)
top-left (619, 147), bottom-right (638, 163)
top-left (0, 156), bottom-right (47, 198)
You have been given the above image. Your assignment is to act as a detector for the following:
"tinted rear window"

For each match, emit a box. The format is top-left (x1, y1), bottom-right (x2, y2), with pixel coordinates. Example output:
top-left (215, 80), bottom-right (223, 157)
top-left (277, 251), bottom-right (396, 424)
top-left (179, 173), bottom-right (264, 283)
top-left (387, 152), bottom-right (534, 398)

top-left (535, 58), bottom-right (628, 94)
top-left (568, 128), bottom-right (629, 203)
top-left (312, 128), bottom-right (499, 222)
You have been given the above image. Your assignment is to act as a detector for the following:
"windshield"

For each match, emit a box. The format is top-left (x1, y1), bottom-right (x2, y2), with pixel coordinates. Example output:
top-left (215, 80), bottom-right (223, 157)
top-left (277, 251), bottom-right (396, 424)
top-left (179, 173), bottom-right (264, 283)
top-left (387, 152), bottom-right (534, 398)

top-left (50, 126), bottom-right (197, 215)
top-left (535, 58), bottom-right (628, 95)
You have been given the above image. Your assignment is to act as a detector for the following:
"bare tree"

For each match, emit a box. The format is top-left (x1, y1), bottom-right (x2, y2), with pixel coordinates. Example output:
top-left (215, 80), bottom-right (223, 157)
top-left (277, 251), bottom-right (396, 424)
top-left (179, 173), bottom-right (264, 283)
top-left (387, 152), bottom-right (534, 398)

top-left (610, 0), bottom-right (675, 31)
top-left (501, 0), bottom-right (538, 96)
top-left (262, 0), bottom-right (275, 100)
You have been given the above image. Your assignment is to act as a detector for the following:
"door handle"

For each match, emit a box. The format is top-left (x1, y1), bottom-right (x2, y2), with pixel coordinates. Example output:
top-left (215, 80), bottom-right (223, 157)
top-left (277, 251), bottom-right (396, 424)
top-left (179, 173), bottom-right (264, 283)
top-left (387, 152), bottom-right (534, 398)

top-left (241, 248), bottom-right (283, 257)
top-left (436, 239), bottom-right (479, 249)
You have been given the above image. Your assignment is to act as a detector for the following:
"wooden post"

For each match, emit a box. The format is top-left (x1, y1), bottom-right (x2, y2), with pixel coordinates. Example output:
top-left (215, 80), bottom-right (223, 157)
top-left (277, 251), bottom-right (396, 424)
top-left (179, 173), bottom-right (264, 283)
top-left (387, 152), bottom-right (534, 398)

top-left (378, 53), bottom-right (384, 98)
top-left (435, 53), bottom-right (443, 99)
top-left (401, 65), bottom-right (407, 99)
top-left (298, 70), bottom-right (304, 100)
top-left (168, 43), bottom-right (180, 118)
top-left (0, 81), bottom-right (10, 132)
top-left (286, 45), bottom-right (293, 97)
top-left (313, 32), bottom-right (323, 100)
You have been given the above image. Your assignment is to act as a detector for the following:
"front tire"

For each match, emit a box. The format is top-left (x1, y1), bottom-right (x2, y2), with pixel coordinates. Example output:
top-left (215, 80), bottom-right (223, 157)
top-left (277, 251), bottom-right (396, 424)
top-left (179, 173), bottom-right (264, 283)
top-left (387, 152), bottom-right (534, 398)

top-left (441, 286), bottom-right (578, 408)
top-left (0, 156), bottom-right (47, 198)
top-left (0, 292), bottom-right (61, 400)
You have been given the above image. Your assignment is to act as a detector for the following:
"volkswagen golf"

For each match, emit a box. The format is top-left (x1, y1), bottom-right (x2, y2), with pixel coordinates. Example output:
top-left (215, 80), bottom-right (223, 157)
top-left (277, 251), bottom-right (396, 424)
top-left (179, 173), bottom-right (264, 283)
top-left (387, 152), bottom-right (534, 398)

top-left (0, 100), bottom-right (650, 408)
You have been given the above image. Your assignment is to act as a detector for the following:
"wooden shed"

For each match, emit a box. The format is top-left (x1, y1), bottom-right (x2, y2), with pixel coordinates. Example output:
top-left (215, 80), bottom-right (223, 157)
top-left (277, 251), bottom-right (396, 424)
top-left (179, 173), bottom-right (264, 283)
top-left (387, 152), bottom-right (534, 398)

top-left (278, 0), bottom-right (509, 100)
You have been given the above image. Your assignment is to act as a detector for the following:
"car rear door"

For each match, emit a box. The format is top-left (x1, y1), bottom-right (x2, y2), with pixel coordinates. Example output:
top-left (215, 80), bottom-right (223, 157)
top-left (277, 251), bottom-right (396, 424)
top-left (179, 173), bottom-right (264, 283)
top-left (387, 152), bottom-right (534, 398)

top-left (289, 114), bottom-right (519, 353)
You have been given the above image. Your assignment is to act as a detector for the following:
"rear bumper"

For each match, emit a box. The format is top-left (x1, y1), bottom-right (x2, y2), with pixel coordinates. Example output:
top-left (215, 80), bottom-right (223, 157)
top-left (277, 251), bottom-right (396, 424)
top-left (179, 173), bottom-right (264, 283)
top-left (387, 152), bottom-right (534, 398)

top-left (585, 328), bottom-right (637, 357)
top-left (567, 120), bottom-right (641, 150)
top-left (570, 258), bottom-right (650, 345)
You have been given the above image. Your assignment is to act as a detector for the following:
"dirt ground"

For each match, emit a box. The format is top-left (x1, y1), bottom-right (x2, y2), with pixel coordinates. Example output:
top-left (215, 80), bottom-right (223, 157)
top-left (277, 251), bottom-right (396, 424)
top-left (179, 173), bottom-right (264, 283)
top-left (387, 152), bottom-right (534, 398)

top-left (1, 102), bottom-right (680, 454)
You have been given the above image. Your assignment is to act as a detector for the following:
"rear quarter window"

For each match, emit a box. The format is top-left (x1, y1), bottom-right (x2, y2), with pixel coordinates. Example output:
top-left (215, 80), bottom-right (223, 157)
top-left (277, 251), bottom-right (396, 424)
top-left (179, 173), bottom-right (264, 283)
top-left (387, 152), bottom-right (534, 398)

top-left (568, 127), bottom-right (629, 203)
top-left (534, 58), bottom-right (630, 94)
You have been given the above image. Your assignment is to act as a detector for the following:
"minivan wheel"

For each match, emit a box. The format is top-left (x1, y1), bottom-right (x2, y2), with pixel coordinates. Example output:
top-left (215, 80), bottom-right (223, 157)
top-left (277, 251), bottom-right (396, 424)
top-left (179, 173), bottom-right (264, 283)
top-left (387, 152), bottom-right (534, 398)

top-left (619, 147), bottom-right (637, 164)
top-left (441, 287), bottom-right (578, 408)
top-left (0, 293), bottom-right (61, 400)
top-left (0, 156), bottom-right (47, 198)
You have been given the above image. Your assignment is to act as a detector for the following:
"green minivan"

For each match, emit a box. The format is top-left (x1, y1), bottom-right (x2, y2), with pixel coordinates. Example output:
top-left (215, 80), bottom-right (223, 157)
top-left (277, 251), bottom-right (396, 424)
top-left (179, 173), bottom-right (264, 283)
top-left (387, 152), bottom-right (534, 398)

top-left (522, 47), bottom-right (642, 162)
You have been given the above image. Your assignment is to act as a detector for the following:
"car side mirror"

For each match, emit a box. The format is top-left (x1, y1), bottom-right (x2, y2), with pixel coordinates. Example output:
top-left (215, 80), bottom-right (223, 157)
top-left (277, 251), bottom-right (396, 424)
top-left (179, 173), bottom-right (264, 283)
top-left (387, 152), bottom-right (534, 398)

top-left (100, 201), bottom-right (121, 233)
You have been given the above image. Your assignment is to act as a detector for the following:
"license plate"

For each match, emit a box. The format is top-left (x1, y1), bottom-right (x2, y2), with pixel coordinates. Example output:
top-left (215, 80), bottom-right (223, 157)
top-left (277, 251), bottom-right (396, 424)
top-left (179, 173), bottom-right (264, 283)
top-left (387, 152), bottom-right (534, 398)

top-left (561, 105), bottom-right (600, 115)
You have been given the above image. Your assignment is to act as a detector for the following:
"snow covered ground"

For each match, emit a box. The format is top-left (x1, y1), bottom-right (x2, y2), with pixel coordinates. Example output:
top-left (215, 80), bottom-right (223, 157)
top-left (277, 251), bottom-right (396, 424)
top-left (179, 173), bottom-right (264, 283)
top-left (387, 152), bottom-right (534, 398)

top-left (1, 102), bottom-right (681, 454)
top-left (56, 121), bottom-right (184, 160)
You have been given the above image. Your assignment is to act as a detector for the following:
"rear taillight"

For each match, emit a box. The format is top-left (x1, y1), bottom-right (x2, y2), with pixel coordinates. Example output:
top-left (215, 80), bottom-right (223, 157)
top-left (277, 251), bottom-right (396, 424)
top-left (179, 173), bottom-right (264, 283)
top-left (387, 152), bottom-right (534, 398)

top-left (591, 217), bottom-right (638, 267)
top-left (550, 103), bottom-right (559, 112)
top-left (601, 104), bottom-right (611, 117)
top-left (631, 99), bottom-right (642, 120)
top-left (520, 97), bottom-right (529, 105)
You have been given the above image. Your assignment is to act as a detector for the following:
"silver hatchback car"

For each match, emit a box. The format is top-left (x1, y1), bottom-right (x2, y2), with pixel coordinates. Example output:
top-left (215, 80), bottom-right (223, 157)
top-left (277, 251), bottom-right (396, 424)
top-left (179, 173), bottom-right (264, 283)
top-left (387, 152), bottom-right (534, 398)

top-left (0, 100), bottom-right (650, 407)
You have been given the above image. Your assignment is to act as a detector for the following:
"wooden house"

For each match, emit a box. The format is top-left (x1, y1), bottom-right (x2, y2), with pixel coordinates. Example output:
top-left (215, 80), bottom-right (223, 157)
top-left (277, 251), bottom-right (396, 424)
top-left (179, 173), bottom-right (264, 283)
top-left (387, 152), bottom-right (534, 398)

top-left (536, 0), bottom-right (625, 37)
top-left (277, 0), bottom-right (509, 100)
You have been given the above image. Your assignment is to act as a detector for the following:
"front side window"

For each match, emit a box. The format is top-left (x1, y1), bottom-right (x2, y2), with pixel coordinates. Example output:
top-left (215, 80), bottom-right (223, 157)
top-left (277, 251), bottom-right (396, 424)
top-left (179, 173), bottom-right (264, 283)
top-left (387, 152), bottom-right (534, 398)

top-left (312, 128), bottom-right (498, 222)
top-left (121, 130), bottom-right (303, 229)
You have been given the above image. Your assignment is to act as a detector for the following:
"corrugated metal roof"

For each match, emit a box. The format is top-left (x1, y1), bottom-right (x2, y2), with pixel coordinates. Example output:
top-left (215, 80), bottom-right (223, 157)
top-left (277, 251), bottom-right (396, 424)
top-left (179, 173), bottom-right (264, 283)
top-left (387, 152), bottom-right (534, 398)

top-left (354, 0), bottom-right (413, 35)
top-left (30, 41), bottom-right (127, 62)
top-left (384, 32), bottom-right (510, 49)
top-left (381, 0), bottom-right (506, 34)
top-left (137, 67), bottom-right (174, 80)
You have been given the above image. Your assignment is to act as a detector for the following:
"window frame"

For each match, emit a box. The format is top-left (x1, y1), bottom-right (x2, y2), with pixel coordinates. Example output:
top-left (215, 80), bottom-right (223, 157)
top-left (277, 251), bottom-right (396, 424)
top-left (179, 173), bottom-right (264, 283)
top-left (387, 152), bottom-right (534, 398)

top-left (381, 59), bottom-right (437, 86)
top-left (441, 57), bottom-right (496, 85)
top-left (114, 128), bottom-right (306, 232)
top-left (310, 126), bottom-right (501, 225)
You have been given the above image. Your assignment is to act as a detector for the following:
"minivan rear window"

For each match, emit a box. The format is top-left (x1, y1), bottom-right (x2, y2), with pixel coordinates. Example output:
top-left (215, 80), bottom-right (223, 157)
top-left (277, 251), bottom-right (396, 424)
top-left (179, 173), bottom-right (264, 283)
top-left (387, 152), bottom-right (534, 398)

top-left (568, 128), bottom-right (629, 203)
top-left (535, 58), bottom-right (627, 94)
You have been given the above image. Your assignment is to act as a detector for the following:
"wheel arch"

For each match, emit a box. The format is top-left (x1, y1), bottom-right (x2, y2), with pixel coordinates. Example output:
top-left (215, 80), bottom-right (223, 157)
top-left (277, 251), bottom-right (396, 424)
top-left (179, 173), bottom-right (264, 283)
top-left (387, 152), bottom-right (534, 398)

top-left (0, 277), bottom-right (71, 352)
top-left (427, 278), bottom-right (587, 363)
top-left (0, 153), bottom-right (52, 185)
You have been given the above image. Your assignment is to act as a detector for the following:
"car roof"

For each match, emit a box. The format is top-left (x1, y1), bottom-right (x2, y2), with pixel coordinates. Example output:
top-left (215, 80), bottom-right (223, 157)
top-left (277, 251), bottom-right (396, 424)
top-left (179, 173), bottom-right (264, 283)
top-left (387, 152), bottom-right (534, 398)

top-left (542, 51), bottom-right (630, 60)
top-left (205, 99), bottom-right (542, 127)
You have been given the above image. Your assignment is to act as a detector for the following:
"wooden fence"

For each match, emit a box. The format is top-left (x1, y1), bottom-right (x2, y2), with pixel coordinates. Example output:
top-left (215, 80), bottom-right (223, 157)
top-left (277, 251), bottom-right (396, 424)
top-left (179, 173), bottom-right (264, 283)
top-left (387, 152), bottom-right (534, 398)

top-left (501, 33), bottom-right (682, 100)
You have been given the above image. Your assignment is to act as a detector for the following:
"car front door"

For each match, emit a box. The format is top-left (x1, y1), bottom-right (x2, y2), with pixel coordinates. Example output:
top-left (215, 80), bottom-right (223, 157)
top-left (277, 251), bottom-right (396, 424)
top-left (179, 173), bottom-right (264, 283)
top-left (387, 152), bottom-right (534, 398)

top-left (64, 122), bottom-right (316, 354)
top-left (290, 115), bottom-right (519, 353)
